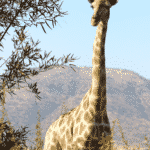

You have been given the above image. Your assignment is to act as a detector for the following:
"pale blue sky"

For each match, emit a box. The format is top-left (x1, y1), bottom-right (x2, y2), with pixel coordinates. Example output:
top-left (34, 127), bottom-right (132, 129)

top-left (0, 0), bottom-right (150, 80)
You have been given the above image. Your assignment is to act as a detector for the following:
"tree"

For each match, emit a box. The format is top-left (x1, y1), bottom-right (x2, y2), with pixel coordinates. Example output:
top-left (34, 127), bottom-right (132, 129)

top-left (0, 0), bottom-right (80, 149)
top-left (0, 0), bottom-right (80, 102)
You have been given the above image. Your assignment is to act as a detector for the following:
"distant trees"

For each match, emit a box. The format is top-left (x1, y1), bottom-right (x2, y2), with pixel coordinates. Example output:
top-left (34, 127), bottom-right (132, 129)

top-left (0, 0), bottom-right (80, 149)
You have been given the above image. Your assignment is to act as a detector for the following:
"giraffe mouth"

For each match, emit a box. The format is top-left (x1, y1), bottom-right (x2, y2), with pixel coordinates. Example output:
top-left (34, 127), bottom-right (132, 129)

top-left (91, 9), bottom-right (103, 26)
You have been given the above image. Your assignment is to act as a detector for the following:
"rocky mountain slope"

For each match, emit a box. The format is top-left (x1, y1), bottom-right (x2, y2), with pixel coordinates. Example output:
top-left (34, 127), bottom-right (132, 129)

top-left (0, 65), bottom-right (149, 148)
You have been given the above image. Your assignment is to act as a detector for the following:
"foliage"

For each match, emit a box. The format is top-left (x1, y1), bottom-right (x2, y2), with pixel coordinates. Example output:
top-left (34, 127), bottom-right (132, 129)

top-left (0, 0), bottom-right (80, 103)
top-left (0, 0), bottom-right (80, 149)
top-left (0, 121), bottom-right (30, 150)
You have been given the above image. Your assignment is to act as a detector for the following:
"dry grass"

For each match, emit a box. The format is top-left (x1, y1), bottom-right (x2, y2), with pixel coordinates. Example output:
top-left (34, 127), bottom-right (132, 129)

top-left (110, 118), bottom-right (150, 150)
top-left (2, 99), bottom-right (149, 150)
top-left (22, 117), bottom-right (149, 150)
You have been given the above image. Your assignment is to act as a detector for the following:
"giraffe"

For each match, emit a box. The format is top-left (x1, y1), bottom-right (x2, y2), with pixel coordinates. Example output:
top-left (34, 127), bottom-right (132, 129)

top-left (43, 0), bottom-right (118, 149)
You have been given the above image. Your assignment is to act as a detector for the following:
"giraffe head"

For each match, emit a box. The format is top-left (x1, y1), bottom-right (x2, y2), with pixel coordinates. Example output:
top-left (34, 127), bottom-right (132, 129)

top-left (88, 0), bottom-right (118, 26)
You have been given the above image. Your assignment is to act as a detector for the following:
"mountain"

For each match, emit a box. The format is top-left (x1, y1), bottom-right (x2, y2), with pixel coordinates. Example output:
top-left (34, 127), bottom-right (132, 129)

top-left (0, 65), bottom-right (150, 149)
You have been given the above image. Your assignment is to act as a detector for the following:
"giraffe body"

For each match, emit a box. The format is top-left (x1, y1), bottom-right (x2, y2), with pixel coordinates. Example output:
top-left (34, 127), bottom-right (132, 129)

top-left (44, 85), bottom-right (111, 150)
top-left (43, 0), bottom-right (118, 149)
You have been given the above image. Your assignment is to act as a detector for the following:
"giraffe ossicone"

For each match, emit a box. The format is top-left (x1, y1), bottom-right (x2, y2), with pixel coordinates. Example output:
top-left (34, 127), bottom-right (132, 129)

top-left (43, 0), bottom-right (118, 149)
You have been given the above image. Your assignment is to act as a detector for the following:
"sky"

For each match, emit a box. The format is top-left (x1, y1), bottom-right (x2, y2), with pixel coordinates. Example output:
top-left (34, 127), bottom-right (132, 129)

top-left (0, 0), bottom-right (150, 80)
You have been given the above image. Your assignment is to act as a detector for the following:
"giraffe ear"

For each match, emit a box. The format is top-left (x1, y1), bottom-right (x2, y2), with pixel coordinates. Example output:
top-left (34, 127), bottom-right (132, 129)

top-left (110, 0), bottom-right (118, 6)
top-left (88, 0), bottom-right (94, 4)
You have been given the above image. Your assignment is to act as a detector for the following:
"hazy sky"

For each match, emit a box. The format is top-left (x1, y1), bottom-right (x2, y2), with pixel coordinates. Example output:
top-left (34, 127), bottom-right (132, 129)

top-left (0, 0), bottom-right (150, 80)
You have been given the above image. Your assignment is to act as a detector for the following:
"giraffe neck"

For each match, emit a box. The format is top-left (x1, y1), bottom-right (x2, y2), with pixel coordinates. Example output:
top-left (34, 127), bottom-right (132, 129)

top-left (89, 19), bottom-right (108, 115)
